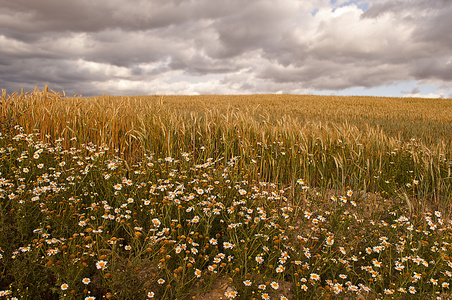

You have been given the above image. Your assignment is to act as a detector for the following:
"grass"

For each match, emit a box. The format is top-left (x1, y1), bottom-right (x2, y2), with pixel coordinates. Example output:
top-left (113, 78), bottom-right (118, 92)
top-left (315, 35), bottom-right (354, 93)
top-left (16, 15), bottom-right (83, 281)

top-left (0, 87), bottom-right (451, 299)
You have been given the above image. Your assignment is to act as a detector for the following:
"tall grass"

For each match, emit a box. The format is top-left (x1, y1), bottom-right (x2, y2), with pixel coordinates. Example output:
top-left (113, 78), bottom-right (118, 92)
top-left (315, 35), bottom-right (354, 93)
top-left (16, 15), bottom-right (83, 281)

top-left (2, 88), bottom-right (451, 207)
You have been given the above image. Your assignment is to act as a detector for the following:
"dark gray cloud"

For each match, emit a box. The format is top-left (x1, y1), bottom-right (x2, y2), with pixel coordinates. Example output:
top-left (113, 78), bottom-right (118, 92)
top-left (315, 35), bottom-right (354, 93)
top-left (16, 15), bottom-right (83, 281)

top-left (0, 0), bottom-right (451, 96)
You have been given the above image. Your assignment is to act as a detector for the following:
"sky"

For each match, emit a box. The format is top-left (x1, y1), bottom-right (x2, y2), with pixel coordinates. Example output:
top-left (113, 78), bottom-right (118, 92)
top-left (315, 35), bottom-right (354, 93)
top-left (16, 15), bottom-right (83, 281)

top-left (1, 0), bottom-right (452, 98)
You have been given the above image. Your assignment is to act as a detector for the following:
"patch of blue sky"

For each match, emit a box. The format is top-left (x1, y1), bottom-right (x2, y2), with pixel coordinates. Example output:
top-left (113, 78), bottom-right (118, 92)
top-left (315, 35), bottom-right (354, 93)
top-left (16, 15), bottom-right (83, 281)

top-left (312, 1), bottom-right (368, 16)
top-left (356, 2), bottom-right (369, 11)
top-left (330, 0), bottom-right (369, 12)
top-left (311, 8), bottom-right (319, 16)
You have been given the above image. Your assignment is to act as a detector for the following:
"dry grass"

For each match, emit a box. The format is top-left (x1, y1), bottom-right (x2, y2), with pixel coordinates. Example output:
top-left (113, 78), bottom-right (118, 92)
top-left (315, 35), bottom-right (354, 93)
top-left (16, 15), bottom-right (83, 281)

top-left (2, 89), bottom-right (452, 157)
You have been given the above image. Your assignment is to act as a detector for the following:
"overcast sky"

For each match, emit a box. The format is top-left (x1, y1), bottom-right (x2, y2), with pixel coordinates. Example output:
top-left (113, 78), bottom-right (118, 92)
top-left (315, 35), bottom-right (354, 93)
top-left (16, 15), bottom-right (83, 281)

top-left (1, 0), bottom-right (452, 98)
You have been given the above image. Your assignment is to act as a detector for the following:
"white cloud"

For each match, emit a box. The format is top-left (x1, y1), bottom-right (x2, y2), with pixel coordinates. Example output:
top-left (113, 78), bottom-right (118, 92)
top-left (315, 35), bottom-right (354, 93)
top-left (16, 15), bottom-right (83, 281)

top-left (76, 59), bottom-right (131, 78)
top-left (403, 92), bottom-right (445, 99)
top-left (0, 34), bottom-right (33, 55)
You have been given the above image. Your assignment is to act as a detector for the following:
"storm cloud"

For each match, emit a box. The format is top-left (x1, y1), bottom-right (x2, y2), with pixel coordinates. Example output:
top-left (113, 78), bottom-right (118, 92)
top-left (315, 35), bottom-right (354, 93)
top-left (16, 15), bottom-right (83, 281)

top-left (1, 0), bottom-right (451, 97)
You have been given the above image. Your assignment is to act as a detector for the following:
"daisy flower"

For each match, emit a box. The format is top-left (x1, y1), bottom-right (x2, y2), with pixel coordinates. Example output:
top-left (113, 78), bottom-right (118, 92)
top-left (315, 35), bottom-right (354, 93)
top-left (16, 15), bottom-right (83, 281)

top-left (255, 256), bottom-right (264, 264)
top-left (96, 260), bottom-right (107, 270)
top-left (152, 218), bottom-right (161, 227)
top-left (243, 280), bottom-right (252, 286)
top-left (413, 272), bottom-right (421, 281)
top-left (326, 236), bottom-right (334, 246)
top-left (348, 285), bottom-right (358, 292)
top-left (373, 246), bottom-right (383, 253)
top-left (61, 283), bottom-right (69, 290)
top-left (384, 289), bottom-right (394, 295)
top-left (224, 291), bottom-right (238, 299)
top-left (276, 265), bottom-right (285, 273)
top-left (82, 278), bottom-right (91, 285)
top-left (223, 242), bottom-right (235, 249)
top-left (310, 273), bottom-right (320, 281)
top-left (194, 269), bottom-right (202, 278)
top-left (372, 260), bottom-right (382, 268)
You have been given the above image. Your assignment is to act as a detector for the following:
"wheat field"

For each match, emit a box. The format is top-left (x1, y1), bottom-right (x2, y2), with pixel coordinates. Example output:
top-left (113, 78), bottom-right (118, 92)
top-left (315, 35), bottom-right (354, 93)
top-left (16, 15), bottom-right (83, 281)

top-left (0, 87), bottom-right (451, 299)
